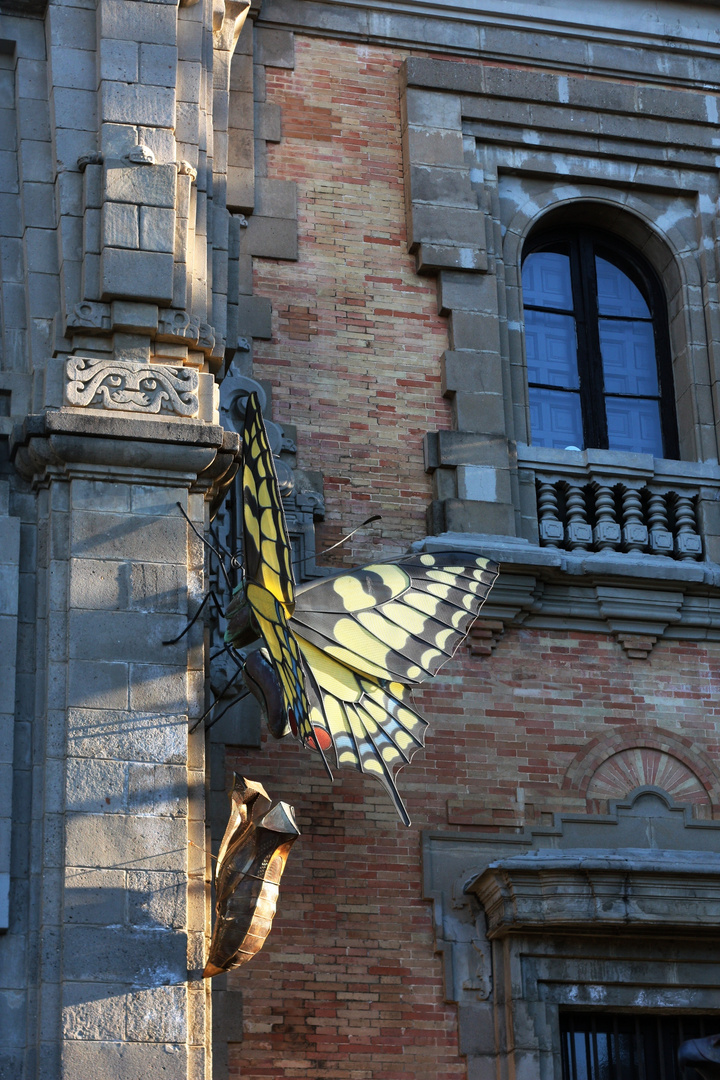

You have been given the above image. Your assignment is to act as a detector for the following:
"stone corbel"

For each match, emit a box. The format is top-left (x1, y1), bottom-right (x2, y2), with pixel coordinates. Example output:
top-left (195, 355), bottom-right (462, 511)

top-left (213, 0), bottom-right (251, 51)
top-left (595, 585), bottom-right (684, 658)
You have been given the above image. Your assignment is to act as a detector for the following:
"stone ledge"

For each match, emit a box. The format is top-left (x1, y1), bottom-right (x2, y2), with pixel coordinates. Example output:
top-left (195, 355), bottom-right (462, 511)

top-left (473, 848), bottom-right (720, 937)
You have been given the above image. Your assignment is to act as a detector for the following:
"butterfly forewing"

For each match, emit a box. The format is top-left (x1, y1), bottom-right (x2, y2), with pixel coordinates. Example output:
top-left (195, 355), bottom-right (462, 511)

top-left (242, 393), bottom-right (296, 612)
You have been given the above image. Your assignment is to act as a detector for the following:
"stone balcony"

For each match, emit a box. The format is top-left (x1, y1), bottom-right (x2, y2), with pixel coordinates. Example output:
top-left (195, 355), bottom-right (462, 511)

top-left (416, 447), bottom-right (720, 655)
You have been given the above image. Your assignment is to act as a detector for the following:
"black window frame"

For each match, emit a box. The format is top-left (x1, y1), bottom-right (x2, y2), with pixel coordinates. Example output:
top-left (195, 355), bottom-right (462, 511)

top-left (522, 227), bottom-right (680, 459)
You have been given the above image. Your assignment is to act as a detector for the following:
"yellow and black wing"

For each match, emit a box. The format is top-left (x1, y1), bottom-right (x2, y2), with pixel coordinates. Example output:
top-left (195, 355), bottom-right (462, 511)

top-left (242, 392), bottom-right (295, 611)
top-left (289, 551), bottom-right (498, 823)
top-left (240, 393), bottom-right (311, 735)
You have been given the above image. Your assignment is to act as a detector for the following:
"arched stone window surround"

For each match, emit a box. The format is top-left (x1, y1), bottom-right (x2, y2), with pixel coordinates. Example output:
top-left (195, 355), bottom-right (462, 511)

top-left (502, 187), bottom-right (714, 464)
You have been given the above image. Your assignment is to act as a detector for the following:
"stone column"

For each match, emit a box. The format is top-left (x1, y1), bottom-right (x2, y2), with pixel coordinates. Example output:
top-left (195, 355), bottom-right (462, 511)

top-left (11, 406), bottom-right (237, 1079)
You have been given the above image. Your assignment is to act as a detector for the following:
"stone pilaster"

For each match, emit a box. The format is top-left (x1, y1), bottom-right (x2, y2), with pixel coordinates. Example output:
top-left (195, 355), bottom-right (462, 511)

top-left (10, 407), bottom-right (238, 1079)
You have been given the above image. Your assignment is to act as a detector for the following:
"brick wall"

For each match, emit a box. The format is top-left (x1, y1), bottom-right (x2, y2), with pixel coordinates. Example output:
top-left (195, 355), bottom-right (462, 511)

top-left (252, 37), bottom-right (452, 565)
top-left (229, 33), bottom-right (720, 1080)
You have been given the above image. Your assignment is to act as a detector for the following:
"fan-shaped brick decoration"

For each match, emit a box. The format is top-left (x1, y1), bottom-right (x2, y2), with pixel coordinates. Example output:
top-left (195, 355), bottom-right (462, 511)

top-left (587, 747), bottom-right (711, 816)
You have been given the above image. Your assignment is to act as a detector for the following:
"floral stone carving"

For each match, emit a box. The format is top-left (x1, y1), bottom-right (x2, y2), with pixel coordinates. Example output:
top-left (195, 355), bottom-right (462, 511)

top-left (65, 357), bottom-right (199, 417)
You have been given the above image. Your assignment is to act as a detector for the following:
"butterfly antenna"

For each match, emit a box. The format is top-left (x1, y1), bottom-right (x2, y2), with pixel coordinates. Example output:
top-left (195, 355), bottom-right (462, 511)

top-left (175, 502), bottom-right (233, 590)
top-left (293, 515), bottom-right (381, 571)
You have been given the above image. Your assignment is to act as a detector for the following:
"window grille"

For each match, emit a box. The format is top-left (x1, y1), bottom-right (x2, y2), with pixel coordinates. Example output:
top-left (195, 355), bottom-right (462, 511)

top-left (561, 1011), bottom-right (719, 1080)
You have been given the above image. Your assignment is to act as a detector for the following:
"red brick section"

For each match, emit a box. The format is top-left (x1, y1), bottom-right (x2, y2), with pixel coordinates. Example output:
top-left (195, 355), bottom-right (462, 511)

top-left (228, 628), bottom-right (720, 1079)
top-left (251, 37), bottom-right (452, 565)
top-left (229, 33), bottom-right (720, 1080)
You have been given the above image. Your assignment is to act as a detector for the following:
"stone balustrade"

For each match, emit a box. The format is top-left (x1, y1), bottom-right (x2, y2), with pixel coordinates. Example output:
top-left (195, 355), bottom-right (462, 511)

top-left (517, 446), bottom-right (720, 564)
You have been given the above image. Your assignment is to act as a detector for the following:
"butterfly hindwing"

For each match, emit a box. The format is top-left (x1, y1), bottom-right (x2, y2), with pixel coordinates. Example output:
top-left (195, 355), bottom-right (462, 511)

top-left (245, 582), bottom-right (309, 740)
top-left (242, 393), bottom-right (295, 611)
top-left (288, 551), bottom-right (498, 822)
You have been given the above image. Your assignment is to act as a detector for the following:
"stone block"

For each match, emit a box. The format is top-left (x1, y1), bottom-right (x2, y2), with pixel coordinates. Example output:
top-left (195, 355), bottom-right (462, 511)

top-left (62, 983), bottom-right (125, 1041)
top-left (0, 990), bottom-right (25, 1047)
top-left (434, 430), bottom-right (511, 469)
top-left (453, 391), bottom-right (506, 435)
top-left (255, 100), bottom-right (281, 142)
top-left (441, 351), bottom-right (503, 397)
top-left (450, 309), bottom-right (501, 351)
top-left (110, 300), bottom-right (160, 333)
top-left (66, 813), bottom-right (186, 873)
top-left (22, 181), bottom-right (54, 229)
top-left (255, 178), bottom-right (296, 219)
top-left (66, 757), bottom-right (126, 815)
top-left (63, 1040), bottom-right (187, 1080)
top-left (102, 202), bottom-right (139, 250)
top-left (409, 204), bottom-right (486, 249)
top-left (139, 43), bottom-right (178, 89)
top-left (443, 497), bottom-right (516, 535)
top-left (140, 206), bottom-right (175, 254)
top-left (127, 561), bottom-right (184, 613)
top-left (409, 164), bottom-right (478, 208)
top-left (128, 666), bottom-right (188, 715)
top-left (68, 561), bottom-right (125, 613)
top-left (128, 763), bottom-right (187, 817)
top-left (404, 88), bottom-right (461, 131)
top-left (71, 509), bottom-right (185, 565)
top-left (100, 39), bottom-right (139, 84)
top-left (64, 868), bottom-right (126, 925)
top-left (239, 215), bottom-right (297, 260)
top-left (67, 660), bottom-right (129, 711)
top-left (104, 162), bottom-right (177, 209)
top-left (127, 870), bottom-right (185, 929)
top-left (126, 985), bottom-right (187, 1042)
top-left (100, 247), bottom-right (174, 303)
top-left (48, 5), bottom-right (95, 50)
top-left (227, 166), bottom-right (255, 213)
top-left (97, 0), bottom-right (178, 47)
top-left (255, 27), bottom-right (295, 70)
top-left (48, 46), bottom-right (95, 92)
top-left (68, 608), bottom-right (187, 664)
top-left (67, 708), bottom-right (186, 765)
top-left (236, 294), bottom-right (272, 339)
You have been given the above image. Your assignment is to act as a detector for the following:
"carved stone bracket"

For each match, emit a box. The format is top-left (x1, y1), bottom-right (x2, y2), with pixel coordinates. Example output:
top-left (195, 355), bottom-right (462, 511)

top-left (65, 357), bottom-right (199, 418)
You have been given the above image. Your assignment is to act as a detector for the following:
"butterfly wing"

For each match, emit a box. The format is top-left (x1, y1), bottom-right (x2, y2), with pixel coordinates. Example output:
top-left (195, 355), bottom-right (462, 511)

top-left (239, 393), bottom-right (311, 736)
top-left (242, 392), bottom-right (296, 612)
top-left (289, 551), bottom-right (498, 822)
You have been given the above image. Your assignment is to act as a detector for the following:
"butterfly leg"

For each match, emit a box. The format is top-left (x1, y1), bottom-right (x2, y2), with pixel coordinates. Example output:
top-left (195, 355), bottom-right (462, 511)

top-left (162, 589), bottom-right (225, 646)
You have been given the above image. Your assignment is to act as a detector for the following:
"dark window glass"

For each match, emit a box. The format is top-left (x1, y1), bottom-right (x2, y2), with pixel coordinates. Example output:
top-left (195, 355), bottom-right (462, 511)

top-left (560, 1011), bottom-right (718, 1080)
top-left (521, 230), bottom-right (678, 458)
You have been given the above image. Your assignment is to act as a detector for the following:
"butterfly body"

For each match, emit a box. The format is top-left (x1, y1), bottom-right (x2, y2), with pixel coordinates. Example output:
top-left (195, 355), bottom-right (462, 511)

top-left (225, 393), bottom-right (499, 825)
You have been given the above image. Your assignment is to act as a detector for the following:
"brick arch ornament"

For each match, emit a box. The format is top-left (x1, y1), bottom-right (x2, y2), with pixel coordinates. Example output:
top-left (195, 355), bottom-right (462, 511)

top-left (562, 726), bottom-right (720, 812)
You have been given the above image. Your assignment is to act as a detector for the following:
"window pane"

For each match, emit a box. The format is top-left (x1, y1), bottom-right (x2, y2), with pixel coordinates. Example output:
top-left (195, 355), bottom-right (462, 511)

top-left (599, 320), bottom-right (659, 395)
top-left (526, 310), bottom-right (580, 388)
top-left (522, 250), bottom-right (573, 309)
top-left (606, 397), bottom-right (663, 456)
top-left (529, 387), bottom-right (584, 449)
top-left (596, 255), bottom-right (651, 318)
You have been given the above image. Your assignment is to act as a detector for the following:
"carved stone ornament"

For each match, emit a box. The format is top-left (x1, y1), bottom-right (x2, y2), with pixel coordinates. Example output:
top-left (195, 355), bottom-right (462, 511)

top-left (65, 357), bottom-right (199, 417)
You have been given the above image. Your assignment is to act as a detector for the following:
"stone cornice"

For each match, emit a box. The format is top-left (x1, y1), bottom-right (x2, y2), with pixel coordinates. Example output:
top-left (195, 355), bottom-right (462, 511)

top-left (473, 849), bottom-right (720, 937)
top-left (9, 410), bottom-right (239, 490)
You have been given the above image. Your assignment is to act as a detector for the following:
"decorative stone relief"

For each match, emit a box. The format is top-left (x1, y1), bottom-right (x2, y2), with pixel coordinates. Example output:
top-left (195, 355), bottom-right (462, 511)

top-left (65, 357), bottom-right (199, 417)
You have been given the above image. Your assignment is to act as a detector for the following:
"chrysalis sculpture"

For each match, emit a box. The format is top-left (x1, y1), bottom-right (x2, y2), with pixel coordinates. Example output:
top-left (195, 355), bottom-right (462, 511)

top-left (204, 775), bottom-right (300, 977)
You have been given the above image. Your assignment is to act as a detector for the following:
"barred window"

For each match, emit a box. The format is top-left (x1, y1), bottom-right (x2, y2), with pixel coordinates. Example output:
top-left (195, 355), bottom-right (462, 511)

top-left (561, 1011), bottom-right (717, 1080)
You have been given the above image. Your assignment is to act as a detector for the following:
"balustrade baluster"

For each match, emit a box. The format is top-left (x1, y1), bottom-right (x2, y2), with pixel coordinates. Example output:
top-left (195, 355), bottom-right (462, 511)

top-left (621, 486), bottom-right (648, 552)
top-left (593, 485), bottom-right (621, 550)
top-left (673, 492), bottom-right (703, 561)
top-left (647, 489), bottom-right (673, 556)
top-left (537, 481), bottom-right (564, 548)
top-left (565, 484), bottom-right (592, 550)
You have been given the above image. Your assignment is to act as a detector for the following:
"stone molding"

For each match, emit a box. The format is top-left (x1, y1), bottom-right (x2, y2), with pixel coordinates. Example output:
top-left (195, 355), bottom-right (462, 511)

top-left (474, 848), bottom-right (720, 936)
top-left (413, 533), bottom-right (720, 653)
top-left (65, 357), bottom-right (199, 418)
top-left (10, 410), bottom-right (238, 493)
top-left (424, 789), bottom-right (720, 1075)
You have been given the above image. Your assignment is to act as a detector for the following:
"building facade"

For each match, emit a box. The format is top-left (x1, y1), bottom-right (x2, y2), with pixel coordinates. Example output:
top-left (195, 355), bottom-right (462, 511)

top-left (1, 0), bottom-right (720, 1078)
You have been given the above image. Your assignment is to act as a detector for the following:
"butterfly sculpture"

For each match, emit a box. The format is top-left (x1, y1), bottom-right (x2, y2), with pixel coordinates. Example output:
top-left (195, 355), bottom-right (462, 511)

top-left (222, 392), bottom-right (499, 826)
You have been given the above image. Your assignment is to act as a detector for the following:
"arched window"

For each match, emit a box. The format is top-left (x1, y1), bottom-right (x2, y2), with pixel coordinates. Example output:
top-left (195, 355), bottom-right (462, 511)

top-left (521, 228), bottom-right (679, 458)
